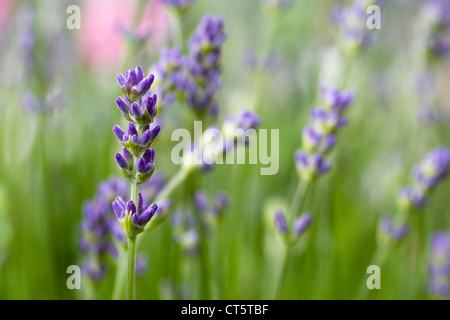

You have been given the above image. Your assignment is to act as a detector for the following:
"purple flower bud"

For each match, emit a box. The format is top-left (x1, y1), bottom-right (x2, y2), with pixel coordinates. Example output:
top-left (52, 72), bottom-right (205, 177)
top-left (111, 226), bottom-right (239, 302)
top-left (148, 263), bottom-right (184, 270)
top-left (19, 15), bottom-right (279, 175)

top-left (115, 152), bottom-right (129, 170)
top-left (127, 200), bottom-right (136, 214)
top-left (139, 204), bottom-right (158, 226)
top-left (116, 97), bottom-right (130, 114)
top-left (113, 125), bottom-right (126, 142)
top-left (136, 157), bottom-right (152, 173)
top-left (136, 76), bottom-right (151, 96)
top-left (294, 213), bottom-right (312, 236)
top-left (212, 193), bottom-right (229, 217)
top-left (127, 122), bottom-right (138, 137)
top-left (136, 65), bottom-right (144, 83)
top-left (131, 102), bottom-right (142, 118)
top-left (117, 73), bottom-right (126, 87)
top-left (131, 212), bottom-right (140, 226)
top-left (274, 210), bottom-right (288, 234)
top-left (412, 147), bottom-right (450, 190)
top-left (302, 126), bottom-right (322, 150)
top-left (380, 215), bottom-right (410, 242)
top-left (139, 129), bottom-right (152, 146)
top-left (323, 135), bottom-right (337, 151)
top-left (112, 197), bottom-right (126, 220)
top-left (143, 96), bottom-right (156, 117)
top-left (122, 147), bottom-right (133, 163)
top-left (137, 193), bottom-right (144, 214)
top-left (320, 86), bottom-right (354, 111)
top-left (295, 150), bottom-right (331, 181)
top-left (150, 125), bottom-right (161, 143)
top-left (128, 70), bottom-right (138, 87)
top-left (397, 187), bottom-right (427, 210)
top-left (194, 192), bottom-right (208, 213)
top-left (143, 149), bottom-right (155, 164)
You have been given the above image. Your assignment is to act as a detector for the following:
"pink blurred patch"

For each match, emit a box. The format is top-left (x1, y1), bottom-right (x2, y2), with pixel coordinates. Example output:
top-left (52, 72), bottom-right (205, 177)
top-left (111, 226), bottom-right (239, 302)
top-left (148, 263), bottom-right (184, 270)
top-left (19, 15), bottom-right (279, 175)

top-left (0, 0), bottom-right (14, 33)
top-left (77, 0), bottom-right (170, 73)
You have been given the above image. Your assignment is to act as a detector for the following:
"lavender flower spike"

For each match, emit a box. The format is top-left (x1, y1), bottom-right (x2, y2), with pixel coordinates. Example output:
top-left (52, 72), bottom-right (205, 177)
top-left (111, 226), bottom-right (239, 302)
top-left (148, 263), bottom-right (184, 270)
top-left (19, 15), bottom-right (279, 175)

top-left (397, 147), bottom-right (450, 212)
top-left (185, 14), bottom-right (227, 116)
top-left (427, 232), bottom-right (450, 299)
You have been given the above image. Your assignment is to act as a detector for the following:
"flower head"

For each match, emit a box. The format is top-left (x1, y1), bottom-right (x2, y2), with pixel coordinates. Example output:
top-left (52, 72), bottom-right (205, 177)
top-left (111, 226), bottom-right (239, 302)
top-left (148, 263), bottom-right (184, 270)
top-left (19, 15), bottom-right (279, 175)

top-left (273, 210), bottom-right (312, 243)
top-left (117, 66), bottom-right (154, 101)
top-left (184, 14), bottom-right (227, 117)
top-left (412, 147), bottom-right (450, 190)
top-left (295, 151), bottom-right (331, 182)
top-left (379, 215), bottom-right (410, 245)
top-left (113, 194), bottom-right (158, 238)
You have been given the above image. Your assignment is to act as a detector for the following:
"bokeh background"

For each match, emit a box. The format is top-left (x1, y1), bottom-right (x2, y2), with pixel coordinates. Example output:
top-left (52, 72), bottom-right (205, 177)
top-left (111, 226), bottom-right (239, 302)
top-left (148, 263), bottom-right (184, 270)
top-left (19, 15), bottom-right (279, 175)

top-left (0, 0), bottom-right (449, 300)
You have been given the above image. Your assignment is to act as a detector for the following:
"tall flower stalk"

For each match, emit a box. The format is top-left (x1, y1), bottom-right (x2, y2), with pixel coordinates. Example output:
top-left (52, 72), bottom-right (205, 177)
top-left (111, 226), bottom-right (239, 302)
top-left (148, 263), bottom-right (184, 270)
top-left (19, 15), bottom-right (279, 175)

top-left (112, 66), bottom-right (160, 300)
top-left (274, 85), bottom-right (354, 299)
top-left (356, 147), bottom-right (450, 299)
top-left (427, 232), bottom-right (450, 299)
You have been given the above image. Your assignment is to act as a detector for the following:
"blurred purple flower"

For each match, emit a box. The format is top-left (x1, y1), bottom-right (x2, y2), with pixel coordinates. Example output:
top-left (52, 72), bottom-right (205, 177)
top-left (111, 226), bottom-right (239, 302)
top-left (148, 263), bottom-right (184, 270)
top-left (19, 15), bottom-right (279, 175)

top-left (184, 14), bottom-right (227, 117)
top-left (379, 215), bottom-right (410, 244)
top-left (427, 232), bottom-right (450, 299)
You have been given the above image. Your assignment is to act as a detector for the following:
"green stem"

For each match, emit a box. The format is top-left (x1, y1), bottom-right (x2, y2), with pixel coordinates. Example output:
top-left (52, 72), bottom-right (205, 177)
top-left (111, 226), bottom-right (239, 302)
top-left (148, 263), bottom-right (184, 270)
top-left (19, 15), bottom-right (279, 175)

top-left (288, 180), bottom-right (310, 222)
top-left (197, 220), bottom-right (211, 299)
top-left (275, 245), bottom-right (291, 299)
top-left (126, 236), bottom-right (137, 300)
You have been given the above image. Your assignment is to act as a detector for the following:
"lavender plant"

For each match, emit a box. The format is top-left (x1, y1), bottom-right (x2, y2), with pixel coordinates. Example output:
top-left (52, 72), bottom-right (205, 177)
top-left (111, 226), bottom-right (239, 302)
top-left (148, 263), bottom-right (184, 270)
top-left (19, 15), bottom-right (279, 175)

top-left (332, 0), bottom-right (386, 55)
top-left (357, 147), bottom-right (450, 299)
top-left (79, 177), bottom-right (159, 299)
top-left (112, 66), bottom-right (161, 300)
top-left (274, 85), bottom-right (355, 298)
top-left (184, 14), bottom-right (226, 118)
top-left (427, 232), bottom-right (450, 299)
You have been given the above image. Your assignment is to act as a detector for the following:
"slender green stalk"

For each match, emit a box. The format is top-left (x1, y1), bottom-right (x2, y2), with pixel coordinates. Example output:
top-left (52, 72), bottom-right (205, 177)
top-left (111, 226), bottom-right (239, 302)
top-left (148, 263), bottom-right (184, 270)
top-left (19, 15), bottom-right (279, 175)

top-left (275, 245), bottom-right (291, 299)
top-left (126, 236), bottom-right (137, 300)
top-left (197, 219), bottom-right (212, 299)
top-left (288, 180), bottom-right (310, 222)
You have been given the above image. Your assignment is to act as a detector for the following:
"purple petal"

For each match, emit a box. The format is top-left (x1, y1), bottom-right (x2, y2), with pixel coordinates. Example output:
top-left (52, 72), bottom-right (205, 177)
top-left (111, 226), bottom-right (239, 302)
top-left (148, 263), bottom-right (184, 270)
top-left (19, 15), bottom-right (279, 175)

top-left (116, 97), bottom-right (130, 114)
top-left (113, 125), bottom-right (126, 142)
top-left (131, 102), bottom-right (142, 118)
top-left (127, 122), bottom-right (138, 137)
top-left (117, 74), bottom-right (126, 87)
top-left (127, 201), bottom-right (136, 214)
top-left (115, 153), bottom-right (128, 169)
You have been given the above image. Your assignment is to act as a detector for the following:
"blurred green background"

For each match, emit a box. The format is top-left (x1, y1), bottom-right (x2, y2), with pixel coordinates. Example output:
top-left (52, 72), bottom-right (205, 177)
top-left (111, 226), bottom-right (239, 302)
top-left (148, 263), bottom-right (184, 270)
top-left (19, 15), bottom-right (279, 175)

top-left (0, 0), bottom-right (449, 299)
